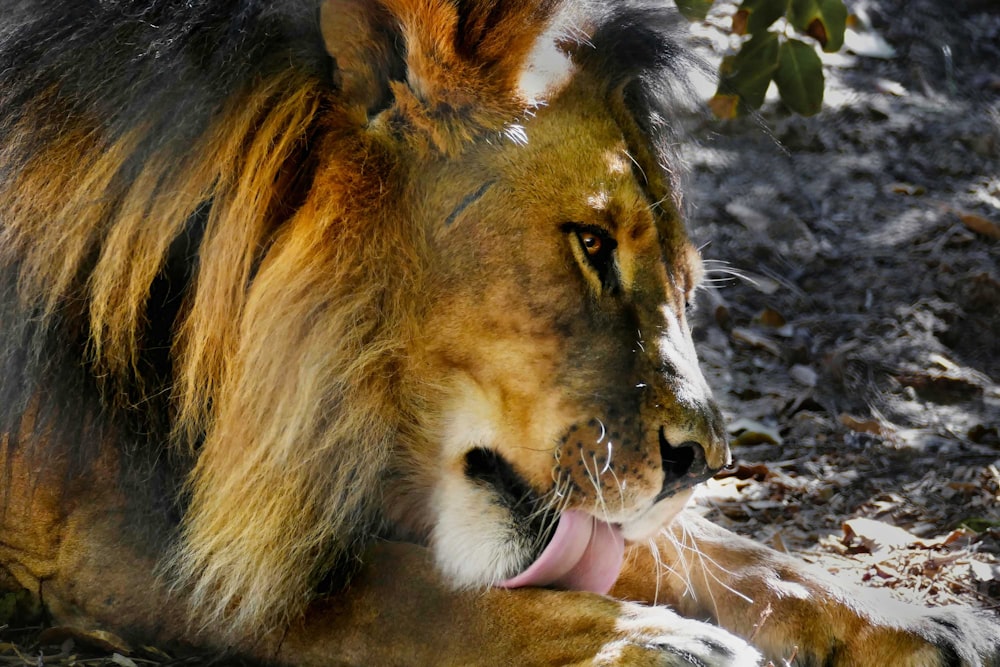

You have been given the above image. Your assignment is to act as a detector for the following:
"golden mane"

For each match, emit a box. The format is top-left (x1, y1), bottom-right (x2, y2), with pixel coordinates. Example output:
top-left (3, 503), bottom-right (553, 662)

top-left (0, 0), bottom-right (692, 637)
top-left (0, 65), bottom-right (420, 631)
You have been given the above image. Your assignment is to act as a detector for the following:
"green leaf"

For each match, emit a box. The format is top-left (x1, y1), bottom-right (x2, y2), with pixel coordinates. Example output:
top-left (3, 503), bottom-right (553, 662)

top-left (774, 38), bottom-right (824, 115)
top-left (675, 0), bottom-right (714, 21)
top-left (732, 0), bottom-right (789, 36)
top-left (715, 31), bottom-right (780, 113)
top-left (788, 0), bottom-right (847, 51)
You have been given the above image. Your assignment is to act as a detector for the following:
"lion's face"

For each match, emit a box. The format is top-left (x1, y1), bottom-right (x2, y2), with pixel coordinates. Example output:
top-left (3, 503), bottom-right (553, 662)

top-left (393, 84), bottom-right (730, 591)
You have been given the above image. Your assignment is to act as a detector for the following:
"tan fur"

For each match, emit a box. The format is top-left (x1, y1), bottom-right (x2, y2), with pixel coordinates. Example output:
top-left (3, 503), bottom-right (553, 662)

top-left (1, 1), bottom-right (996, 665)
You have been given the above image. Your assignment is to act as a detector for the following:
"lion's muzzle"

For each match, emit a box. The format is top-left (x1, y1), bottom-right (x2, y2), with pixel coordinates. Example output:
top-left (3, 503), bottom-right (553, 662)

top-left (655, 431), bottom-right (718, 503)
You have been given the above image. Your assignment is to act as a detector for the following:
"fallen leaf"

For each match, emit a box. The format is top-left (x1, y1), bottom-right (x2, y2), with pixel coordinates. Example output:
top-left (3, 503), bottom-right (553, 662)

top-left (716, 462), bottom-right (772, 481)
top-left (871, 562), bottom-right (901, 579)
top-left (940, 528), bottom-right (978, 546)
top-left (875, 79), bottom-right (908, 97)
top-left (789, 364), bottom-right (818, 387)
top-left (970, 560), bottom-right (1000, 583)
top-left (756, 307), bottom-right (787, 328)
top-left (839, 413), bottom-right (890, 437)
top-left (37, 627), bottom-right (132, 655)
top-left (732, 327), bottom-right (783, 356)
top-left (111, 654), bottom-right (139, 667)
top-left (893, 371), bottom-right (983, 398)
top-left (887, 181), bottom-right (924, 195)
top-left (726, 201), bottom-right (772, 233)
top-left (842, 517), bottom-right (920, 556)
top-left (957, 210), bottom-right (1000, 239)
top-left (728, 418), bottom-right (784, 445)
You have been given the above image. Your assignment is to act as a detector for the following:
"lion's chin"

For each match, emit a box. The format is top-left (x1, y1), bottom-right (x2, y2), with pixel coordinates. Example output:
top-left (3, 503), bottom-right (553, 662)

top-left (620, 488), bottom-right (695, 542)
top-left (498, 510), bottom-right (624, 595)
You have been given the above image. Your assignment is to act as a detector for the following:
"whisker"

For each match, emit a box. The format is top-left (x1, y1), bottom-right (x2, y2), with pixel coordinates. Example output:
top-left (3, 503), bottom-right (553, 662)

top-left (624, 149), bottom-right (647, 185)
top-left (606, 464), bottom-right (626, 514)
top-left (648, 538), bottom-right (664, 606)
top-left (671, 531), bottom-right (755, 605)
top-left (527, 474), bottom-right (573, 556)
top-left (580, 450), bottom-right (611, 527)
top-left (702, 266), bottom-right (759, 287)
top-left (661, 526), bottom-right (695, 602)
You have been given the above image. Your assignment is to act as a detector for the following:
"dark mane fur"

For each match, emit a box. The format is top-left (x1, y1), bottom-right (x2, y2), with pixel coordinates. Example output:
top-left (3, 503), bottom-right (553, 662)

top-left (0, 0), bottom-right (328, 461)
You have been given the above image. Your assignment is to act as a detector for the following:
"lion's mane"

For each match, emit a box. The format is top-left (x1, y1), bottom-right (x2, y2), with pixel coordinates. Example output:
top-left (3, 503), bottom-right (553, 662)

top-left (0, 0), bottom-right (693, 636)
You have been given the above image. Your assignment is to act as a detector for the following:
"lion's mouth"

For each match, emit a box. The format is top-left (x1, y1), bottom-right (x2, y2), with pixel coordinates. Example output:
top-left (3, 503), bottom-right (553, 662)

top-left (463, 447), bottom-right (625, 594)
top-left (499, 510), bottom-right (624, 593)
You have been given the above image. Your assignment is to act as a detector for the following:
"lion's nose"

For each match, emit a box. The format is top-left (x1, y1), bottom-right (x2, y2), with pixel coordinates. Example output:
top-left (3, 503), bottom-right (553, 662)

top-left (654, 428), bottom-right (718, 502)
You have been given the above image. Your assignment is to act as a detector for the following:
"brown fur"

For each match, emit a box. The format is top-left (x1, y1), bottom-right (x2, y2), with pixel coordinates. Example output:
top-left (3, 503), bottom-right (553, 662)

top-left (1, 1), bottom-right (998, 665)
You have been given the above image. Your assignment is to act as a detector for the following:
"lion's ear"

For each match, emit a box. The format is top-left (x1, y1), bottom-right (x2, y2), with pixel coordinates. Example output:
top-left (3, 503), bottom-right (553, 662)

top-left (320, 0), bottom-right (405, 116)
top-left (323, 0), bottom-right (568, 152)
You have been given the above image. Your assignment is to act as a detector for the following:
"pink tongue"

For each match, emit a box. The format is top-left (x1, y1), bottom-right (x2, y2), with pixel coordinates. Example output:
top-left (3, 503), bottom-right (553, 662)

top-left (498, 510), bottom-right (625, 595)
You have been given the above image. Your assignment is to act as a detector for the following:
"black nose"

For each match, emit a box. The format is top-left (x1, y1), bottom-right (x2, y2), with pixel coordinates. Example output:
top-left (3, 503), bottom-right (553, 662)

top-left (655, 428), bottom-right (715, 502)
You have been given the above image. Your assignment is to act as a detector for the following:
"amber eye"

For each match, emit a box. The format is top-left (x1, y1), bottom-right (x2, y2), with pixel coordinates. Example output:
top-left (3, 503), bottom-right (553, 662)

top-left (579, 231), bottom-right (603, 256)
top-left (561, 223), bottom-right (618, 290)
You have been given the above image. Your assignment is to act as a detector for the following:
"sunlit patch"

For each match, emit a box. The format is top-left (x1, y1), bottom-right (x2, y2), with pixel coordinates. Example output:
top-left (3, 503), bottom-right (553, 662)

top-left (518, 36), bottom-right (575, 107)
top-left (657, 305), bottom-right (712, 406)
top-left (604, 149), bottom-right (631, 176)
top-left (593, 606), bottom-right (762, 667)
top-left (587, 190), bottom-right (609, 211)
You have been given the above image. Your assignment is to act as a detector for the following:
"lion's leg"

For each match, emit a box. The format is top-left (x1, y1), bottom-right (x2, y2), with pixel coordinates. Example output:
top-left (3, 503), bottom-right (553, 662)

top-left (0, 445), bottom-right (194, 652)
top-left (276, 540), bottom-right (761, 667)
top-left (611, 510), bottom-right (1000, 666)
top-left (2, 445), bottom-right (757, 666)
top-left (11, 523), bottom-right (763, 665)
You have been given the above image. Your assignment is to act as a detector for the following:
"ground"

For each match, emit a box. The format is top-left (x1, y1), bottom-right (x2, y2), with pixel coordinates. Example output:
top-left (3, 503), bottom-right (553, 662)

top-left (1, 0), bottom-right (998, 664)
top-left (685, 0), bottom-right (1000, 611)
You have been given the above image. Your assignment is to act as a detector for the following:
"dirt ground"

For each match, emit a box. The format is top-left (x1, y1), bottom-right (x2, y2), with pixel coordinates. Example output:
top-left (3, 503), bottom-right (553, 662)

top-left (2, 0), bottom-right (998, 664)
top-left (684, 0), bottom-right (1000, 612)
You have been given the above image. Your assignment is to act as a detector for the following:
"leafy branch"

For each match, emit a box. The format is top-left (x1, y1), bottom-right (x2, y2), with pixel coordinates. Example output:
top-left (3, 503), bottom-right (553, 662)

top-left (677, 0), bottom-right (849, 117)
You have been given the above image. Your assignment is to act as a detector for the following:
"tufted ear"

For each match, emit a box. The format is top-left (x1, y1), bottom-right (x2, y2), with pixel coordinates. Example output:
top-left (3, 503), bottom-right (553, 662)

top-left (320, 0), bottom-right (405, 116)
top-left (321, 0), bottom-right (571, 152)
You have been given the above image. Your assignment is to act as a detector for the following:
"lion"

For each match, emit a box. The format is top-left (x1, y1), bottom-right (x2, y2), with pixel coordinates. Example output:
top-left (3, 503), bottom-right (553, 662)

top-left (0, 0), bottom-right (997, 665)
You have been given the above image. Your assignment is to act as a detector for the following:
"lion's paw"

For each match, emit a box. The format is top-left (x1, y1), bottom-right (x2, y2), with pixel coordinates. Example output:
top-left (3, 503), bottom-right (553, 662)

top-left (591, 604), bottom-right (763, 667)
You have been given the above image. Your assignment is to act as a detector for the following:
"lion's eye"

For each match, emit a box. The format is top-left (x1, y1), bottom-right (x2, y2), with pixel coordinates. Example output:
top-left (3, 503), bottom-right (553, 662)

top-left (563, 223), bottom-right (618, 290)
top-left (573, 227), bottom-right (616, 270)
top-left (579, 231), bottom-right (603, 255)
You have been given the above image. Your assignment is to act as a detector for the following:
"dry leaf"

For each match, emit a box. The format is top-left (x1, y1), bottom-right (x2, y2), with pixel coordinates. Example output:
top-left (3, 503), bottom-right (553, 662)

top-left (732, 327), bottom-right (783, 356)
top-left (970, 560), bottom-right (1000, 583)
top-left (790, 364), bottom-right (818, 387)
top-left (715, 461), bottom-right (772, 481)
top-left (728, 418), bottom-right (783, 445)
top-left (887, 182), bottom-right (924, 195)
top-left (842, 517), bottom-right (920, 556)
top-left (839, 413), bottom-right (890, 437)
top-left (756, 307), bottom-right (787, 328)
top-left (37, 626), bottom-right (132, 655)
top-left (957, 210), bottom-right (1000, 239)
